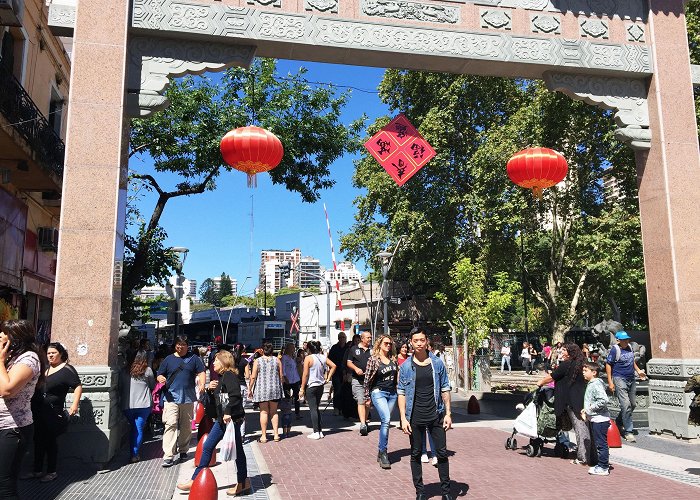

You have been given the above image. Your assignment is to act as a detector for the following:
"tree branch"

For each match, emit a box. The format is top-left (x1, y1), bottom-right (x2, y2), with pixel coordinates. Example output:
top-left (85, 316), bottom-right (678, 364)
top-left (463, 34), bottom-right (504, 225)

top-left (131, 173), bottom-right (165, 196)
top-left (129, 143), bottom-right (153, 159)
top-left (163, 167), bottom-right (221, 199)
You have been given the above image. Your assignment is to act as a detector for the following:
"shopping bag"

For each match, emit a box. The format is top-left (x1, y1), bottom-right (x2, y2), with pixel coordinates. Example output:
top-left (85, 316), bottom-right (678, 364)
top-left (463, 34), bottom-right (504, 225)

top-left (514, 401), bottom-right (539, 438)
top-left (220, 421), bottom-right (237, 462)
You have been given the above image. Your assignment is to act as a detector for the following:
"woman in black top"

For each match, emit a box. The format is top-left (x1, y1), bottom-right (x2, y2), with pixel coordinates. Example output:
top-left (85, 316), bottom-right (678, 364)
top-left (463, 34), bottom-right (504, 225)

top-left (536, 342), bottom-right (591, 466)
top-left (177, 347), bottom-right (249, 496)
top-left (24, 342), bottom-right (81, 482)
top-left (363, 334), bottom-right (398, 469)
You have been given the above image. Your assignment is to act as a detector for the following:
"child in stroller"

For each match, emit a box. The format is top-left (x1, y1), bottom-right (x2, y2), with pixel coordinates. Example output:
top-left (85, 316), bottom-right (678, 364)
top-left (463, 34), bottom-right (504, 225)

top-left (505, 387), bottom-right (571, 458)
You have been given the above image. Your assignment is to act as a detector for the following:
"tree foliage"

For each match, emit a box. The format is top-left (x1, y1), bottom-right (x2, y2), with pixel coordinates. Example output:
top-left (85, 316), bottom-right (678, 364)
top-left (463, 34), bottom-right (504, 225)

top-left (122, 59), bottom-right (364, 323)
top-left (688, 0), bottom-right (700, 137)
top-left (342, 72), bottom-right (646, 342)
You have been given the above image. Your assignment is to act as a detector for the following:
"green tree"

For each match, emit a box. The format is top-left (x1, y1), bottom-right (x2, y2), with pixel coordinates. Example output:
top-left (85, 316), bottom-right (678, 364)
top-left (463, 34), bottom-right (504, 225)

top-left (218, 273), bottom-right (233, 302)
top-left (688, 0), bottom-right (700, 137)
top-left (199, 278), bottom-right (218, 306)
top-left (122, 59), bottom-right (364, 323)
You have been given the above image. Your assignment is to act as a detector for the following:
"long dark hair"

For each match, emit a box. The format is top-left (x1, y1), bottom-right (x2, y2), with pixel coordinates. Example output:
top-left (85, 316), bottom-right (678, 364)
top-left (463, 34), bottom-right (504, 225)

top-left (1, 320), bottom-right (47, 384)
top-left (129, 351), bottom-right (149, 378)
top-left (564, 343), bottom-right (585, 385)
top-left (47, 342), bottom-right (69, 363)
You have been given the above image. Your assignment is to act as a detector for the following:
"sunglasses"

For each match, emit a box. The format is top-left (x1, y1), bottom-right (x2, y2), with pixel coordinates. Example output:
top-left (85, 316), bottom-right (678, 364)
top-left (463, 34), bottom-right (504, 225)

top-left (382, 341), bottom-right (393, 345)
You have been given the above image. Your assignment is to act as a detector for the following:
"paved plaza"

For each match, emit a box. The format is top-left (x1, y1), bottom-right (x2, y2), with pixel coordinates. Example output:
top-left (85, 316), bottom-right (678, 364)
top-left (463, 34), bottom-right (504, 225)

top-left (15, 386), bottom-right (700, 500)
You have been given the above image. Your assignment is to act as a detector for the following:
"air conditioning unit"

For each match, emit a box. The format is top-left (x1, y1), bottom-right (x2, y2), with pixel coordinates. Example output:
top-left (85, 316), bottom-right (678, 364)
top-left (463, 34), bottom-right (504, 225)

top-left (0, 0), bottom-right (24, 27)
top-left (37, 227), bottom-right (59, 252)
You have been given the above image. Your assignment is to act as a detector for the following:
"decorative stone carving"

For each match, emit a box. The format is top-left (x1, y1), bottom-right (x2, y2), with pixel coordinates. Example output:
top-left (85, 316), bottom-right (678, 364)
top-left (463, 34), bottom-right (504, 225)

top-left (480, 9), bottom-right (511, 30)
top-left (126, 36), bottom-right (256, 117)
top-left (305, 0), bottom-right (338, 13)
top-left (580, 19), bottom-right (608, 39)
top-left (651, 390), bottom-right (685, 408)
top-left (362, 0), bottom-right (459, 24)
top-left (647, 359), bottom-right (700, 440)
top-left (543, 72), bottom-right (650, 150)
top-left (47, 1), bottom-right (76, 36)
top-left (626, 22), bottom-right (645, 42)
top-left (470, 0), bottom-right (646, 21)
top-left (247, 0), bottom-right (281, 6)
top-left (531, 14), bottom-right (560, 34)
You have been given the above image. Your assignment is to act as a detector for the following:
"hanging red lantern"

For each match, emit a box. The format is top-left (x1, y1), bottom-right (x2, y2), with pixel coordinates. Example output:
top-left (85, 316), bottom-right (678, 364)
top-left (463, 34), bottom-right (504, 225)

top-left (220, 126), bottom-right (284, 187)
top-left (506, 147), bottom-right (568, 198)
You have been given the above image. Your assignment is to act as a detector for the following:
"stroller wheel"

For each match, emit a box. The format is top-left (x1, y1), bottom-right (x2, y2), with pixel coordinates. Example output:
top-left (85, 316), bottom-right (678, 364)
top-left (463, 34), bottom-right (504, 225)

top-left (536, 445), bottom-right (543, 457)
top-left (511, 438), bottom-right (518, 450)
top-left (562, 446), bottom-right (570, 459)
top-left (505, 438), bottom-right (512, 450)
top-left (526, 444), bottom-right (536, 457)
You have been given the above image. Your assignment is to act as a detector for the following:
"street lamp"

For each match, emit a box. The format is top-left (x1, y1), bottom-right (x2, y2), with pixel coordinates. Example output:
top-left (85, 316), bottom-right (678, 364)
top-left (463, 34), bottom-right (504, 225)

top-left (375, 234), bottom-right (408, 339)
top-left (171, 246), bottom-right (189, 339)
top-left (213, 276), bottom-right (251, 344)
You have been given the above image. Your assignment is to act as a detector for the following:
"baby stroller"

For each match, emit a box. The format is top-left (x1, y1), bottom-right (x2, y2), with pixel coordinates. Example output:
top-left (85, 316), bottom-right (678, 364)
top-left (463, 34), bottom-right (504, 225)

top-left (505, 387), bottom-right (569, 458)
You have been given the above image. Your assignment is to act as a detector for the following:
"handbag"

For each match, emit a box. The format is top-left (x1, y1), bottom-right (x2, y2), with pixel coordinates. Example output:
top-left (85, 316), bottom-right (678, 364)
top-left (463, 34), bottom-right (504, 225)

top-left (41, 401), bottom-right (70, 435)
top-left (199, 389), bottom-right (218, 419)
top-left (220, 421), bottom-right (237, 462)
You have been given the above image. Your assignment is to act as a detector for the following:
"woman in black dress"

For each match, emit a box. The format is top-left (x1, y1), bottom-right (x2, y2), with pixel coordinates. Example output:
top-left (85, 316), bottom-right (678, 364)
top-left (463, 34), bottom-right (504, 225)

top-left (26, 342), bottom-right (82, 482)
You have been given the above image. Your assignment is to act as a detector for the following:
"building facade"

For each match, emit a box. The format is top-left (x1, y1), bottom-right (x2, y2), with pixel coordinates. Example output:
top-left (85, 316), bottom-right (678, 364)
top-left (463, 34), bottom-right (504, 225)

top-left (259, 248), bottom-right (300, 293)
top-left (295, 256), bottom-right (320, 289)
top-left (323, 261), bottom-right (363, 289)
top-left (0, 0), bottom-right (69, 342)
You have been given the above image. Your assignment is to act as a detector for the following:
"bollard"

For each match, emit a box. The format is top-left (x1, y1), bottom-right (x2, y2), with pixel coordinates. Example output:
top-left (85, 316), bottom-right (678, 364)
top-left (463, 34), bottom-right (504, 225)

top-left (188, 467), bottom-right (218, 500)
top-left (198, 416), bottom-right (213, 440)
top-left (195, 402), bottom-right (205, 423)
top-left (607, 419), bottom-right (622, 448)
top-left (194, 433), bottom-right (217, 467)
top-left (467, 395), bottom-right (480, 414)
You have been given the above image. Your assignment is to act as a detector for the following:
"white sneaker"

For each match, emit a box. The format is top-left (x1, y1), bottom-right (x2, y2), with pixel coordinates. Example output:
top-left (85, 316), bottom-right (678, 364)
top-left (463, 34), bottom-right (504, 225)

top-left (431, 456), bottom-right (438, 466)
top-left (421, 453), bottom-right (429, 463)
top-left (307, 432), bottom-right (322, 440)
top-left (319, 432), bottom-right (325, 439)
top-left (589, 466), bottom-right (609, 476)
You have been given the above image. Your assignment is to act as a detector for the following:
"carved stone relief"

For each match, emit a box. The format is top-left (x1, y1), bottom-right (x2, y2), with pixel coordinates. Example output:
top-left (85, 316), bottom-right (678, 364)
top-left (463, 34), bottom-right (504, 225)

top-left (470, 0), bottom-right (646, 21)
top-left (480, 9), bottom-right (511, 30)
top-left (361, 0), bottom-right (459, 24)
top-left (305, 0), bottom-right (338, 13)
top-left (531, 14), bottom-right (560, 34)
top-left (580, 19), bottom-right (608, 39)
top-left (126, 36), bottom-right (256, 117)
top-left (626, 22), bottom-right (645, 42)
top-left (543, 72), bottom-right (650, 150)
top-left (651, 390), bottom-right (685, 408)
top-left (248, 0), bottom-right (282, 7)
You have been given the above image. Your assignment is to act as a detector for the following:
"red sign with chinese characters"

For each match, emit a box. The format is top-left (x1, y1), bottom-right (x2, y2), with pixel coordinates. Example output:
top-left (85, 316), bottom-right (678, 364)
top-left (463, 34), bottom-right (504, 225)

top-left (364, 114), bottom-right (436, 186)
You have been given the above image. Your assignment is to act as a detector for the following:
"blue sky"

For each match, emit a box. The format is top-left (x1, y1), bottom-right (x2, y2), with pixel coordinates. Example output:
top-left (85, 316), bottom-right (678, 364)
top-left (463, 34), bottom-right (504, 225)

top-left (129, 61), bottom-right (390, 296)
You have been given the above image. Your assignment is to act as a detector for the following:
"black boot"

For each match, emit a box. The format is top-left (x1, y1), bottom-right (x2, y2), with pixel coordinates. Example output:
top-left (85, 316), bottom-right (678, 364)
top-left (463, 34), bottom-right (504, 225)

top-left (377, 451), bottom-right (381, 463)
top-left (379, 450), bottom-right (391, 469)
top-left (442, 495), bottom-right (454, 500)
top-left (416, 495), bottom-right (426, 500)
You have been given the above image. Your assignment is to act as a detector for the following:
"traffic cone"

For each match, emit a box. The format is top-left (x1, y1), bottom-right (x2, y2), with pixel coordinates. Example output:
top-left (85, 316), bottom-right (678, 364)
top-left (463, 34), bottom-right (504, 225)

top-left (607, 419), bottom-right (622, 448)
top-left (194, 433), bottom-right (217, 467)
top-left (467, 395), bottom-right (480, 414)
top-left (189, 467), bottom-right (218, 500)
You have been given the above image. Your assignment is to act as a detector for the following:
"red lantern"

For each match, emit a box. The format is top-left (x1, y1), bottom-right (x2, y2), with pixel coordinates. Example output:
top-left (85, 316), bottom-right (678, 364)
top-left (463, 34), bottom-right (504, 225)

top-left (507, 147), bottom-right (568, 198)
top-left (220, 126), bottom-right (284, 187)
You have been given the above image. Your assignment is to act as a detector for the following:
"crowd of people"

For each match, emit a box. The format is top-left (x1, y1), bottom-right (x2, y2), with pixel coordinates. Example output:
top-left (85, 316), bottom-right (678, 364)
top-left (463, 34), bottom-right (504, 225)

top-left (0, 318), bottom-right (648, 499)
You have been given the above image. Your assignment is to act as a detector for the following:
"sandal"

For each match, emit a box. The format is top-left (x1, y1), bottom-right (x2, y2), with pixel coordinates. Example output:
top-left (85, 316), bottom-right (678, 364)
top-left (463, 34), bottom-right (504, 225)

top-left (258, 437), bottom-right (268, 443)
top-left (273, 435), bottom-right (281, 442)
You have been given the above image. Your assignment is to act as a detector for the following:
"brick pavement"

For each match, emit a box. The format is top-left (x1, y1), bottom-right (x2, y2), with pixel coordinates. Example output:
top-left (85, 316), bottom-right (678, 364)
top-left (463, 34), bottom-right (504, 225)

top-left (256, 414), bottom-right (700, 500)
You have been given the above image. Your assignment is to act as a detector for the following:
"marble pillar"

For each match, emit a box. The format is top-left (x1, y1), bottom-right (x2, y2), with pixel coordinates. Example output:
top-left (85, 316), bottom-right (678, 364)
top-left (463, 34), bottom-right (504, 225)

top-left (639, 0), bottom-right (700, 439)
top-left (52, 0), bottom-right (131, 461)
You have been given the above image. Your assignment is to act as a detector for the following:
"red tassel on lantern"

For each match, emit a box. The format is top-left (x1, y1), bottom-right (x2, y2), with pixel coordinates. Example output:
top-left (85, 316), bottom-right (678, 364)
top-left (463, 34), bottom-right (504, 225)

top-left (220, 126), bottom-right (284, 187)
top-left (189, 467), bottom-right (218, 500)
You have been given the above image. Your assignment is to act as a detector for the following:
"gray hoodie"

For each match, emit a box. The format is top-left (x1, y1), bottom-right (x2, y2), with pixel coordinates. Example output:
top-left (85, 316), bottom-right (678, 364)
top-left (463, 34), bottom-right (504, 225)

top-left (583, 377), bottom-right (610, 422)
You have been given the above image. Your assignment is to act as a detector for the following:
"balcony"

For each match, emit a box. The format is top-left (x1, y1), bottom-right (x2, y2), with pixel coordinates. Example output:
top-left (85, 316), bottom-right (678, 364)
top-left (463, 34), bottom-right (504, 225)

top-left (0, 62), bottom-right (65, 187)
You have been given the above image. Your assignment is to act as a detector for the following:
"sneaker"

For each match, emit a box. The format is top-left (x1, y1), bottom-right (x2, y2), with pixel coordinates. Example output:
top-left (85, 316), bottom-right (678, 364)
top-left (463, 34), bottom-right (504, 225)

top-left (421, 453), bottom-right (429, 463)
top-left (162, 457), bottom-right (175, 468)
top-left (318, 431), bottom-right (325, 439)
top-left (624, 434), bottom-right (637, 442)
top-left (589, 466), bottom-right (609, 476)
top-left (432, 456), bottom-right (438, 467)
top-left (307, 432), bottom-right (322, 440)
top-left (379, 451), bottom-right (391, 469)
top-left (360, 424), bottom-right (368, 436)
top-left (179, 452), bottom-right (188, 461)
top-left (570, 459), bottom-right (587, 466)
top-left (40, 472), bottom-right (58, 482)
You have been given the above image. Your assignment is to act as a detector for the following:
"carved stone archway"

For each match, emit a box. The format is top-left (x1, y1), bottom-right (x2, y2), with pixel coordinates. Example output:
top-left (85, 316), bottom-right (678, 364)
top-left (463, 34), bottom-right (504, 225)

top-left (47, 0), bottom-right (700, 460)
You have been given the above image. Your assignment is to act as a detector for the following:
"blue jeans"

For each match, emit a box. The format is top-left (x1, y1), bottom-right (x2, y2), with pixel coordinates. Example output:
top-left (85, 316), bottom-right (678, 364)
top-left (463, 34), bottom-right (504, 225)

top-left (124, 407), bottom-right (151, 457)
top-left (591, 420), bottom-right (610, 469)
top-left (370, 389), bottom-right (397, 453)
top-left (613, 376), bottom-right (637, 434)
top-left (192, 420), bottom-right (247, 483)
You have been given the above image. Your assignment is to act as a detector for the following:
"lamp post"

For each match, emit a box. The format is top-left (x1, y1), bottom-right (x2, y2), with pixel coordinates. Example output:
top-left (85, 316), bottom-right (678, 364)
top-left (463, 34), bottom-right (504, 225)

top-left (171, 246), bottom-right (189, 340)
top-left (213, 276), bottom-right (251, 344)
top-left (375, 234), bottom-right (408, 340)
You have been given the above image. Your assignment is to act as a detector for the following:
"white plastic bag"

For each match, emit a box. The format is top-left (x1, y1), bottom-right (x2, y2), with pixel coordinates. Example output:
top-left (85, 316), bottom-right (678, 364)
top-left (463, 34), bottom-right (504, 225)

top-left (513, 401), bottom-right (539, 438)
top-left (220, 421), bottom-right (237, 462)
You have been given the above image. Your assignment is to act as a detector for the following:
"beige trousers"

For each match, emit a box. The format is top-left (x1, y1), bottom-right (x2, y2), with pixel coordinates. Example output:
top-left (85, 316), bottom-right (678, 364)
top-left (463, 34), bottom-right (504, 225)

top-left (162, 402), bottom-right (194, 459)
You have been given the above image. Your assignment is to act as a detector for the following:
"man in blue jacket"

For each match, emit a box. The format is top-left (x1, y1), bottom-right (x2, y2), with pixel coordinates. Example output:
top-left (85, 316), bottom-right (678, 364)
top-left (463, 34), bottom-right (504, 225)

top-left (397, 327), bottom-right (453, 500)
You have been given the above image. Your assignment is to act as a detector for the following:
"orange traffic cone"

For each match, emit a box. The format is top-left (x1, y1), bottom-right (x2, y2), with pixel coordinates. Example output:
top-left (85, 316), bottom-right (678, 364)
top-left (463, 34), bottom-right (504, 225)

top-left (607, 419), bottom-right (622, 448)
top-left (189, 467), bottom-right (218, 500)
top-left (467, 395), bottom-right (480, 414)
top-left (194, 433), bottom-right (217, 467)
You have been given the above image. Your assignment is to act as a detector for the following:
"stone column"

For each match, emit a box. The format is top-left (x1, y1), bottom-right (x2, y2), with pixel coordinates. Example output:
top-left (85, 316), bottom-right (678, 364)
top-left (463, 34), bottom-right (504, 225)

top-left (639, 0), bottom-right (700, 439)
top-left (52, 0), bottom-right (131, 461)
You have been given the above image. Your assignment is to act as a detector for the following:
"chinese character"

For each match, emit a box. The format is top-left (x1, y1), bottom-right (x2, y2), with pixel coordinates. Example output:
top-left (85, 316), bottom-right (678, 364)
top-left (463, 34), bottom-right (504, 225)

top-left (376, 138), bottom-right (391, 156)
top-left (411, 143), bottom-right (425, 159)
top-left (392, 158), bottom-right (407, 179)
top-left (395, 123), bottom-right (407, 139)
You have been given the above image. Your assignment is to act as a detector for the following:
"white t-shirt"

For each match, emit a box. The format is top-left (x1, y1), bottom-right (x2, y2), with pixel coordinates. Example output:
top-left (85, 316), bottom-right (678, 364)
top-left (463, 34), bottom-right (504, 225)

top-left (281, 354), bottom-right (300, 384)
top-left (521, 348), bottom-right (531, 361)
top-left (501, 346), bottom-right (511, 357)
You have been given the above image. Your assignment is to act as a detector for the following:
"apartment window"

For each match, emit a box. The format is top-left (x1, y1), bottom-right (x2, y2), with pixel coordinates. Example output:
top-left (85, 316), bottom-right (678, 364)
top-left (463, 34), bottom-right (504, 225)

top-left (48, 85), bottom-right (64, 136)
top-left (0, 27), bottom-right (27, 83)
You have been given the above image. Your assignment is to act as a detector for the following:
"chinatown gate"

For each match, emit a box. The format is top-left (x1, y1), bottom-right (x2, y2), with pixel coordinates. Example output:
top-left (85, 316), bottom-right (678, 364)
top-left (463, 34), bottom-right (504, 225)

top-left (46, 0), bottom-right (700, 460)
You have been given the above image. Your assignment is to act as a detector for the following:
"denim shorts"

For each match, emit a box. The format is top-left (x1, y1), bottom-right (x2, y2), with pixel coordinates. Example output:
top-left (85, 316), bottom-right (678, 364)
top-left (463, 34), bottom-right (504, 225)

top-left (351, 379), bottom-right (365, 403)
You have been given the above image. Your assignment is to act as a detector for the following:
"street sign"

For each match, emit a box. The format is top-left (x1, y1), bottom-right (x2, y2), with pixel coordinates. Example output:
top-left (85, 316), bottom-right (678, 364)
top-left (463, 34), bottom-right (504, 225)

top-left (364, 114), bottom-right (436, 186)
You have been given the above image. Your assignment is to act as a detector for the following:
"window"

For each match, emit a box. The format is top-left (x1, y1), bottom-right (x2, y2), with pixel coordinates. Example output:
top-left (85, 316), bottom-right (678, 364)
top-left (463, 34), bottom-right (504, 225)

top-left (48, 85), bottom-right (63, 136)
top-left (0, 27), bottom-right (27, 83)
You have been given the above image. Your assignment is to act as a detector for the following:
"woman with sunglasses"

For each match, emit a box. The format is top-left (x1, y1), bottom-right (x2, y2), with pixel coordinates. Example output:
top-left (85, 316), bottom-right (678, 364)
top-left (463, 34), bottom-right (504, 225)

top-left (363, 334), bottom-right (398, 469)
